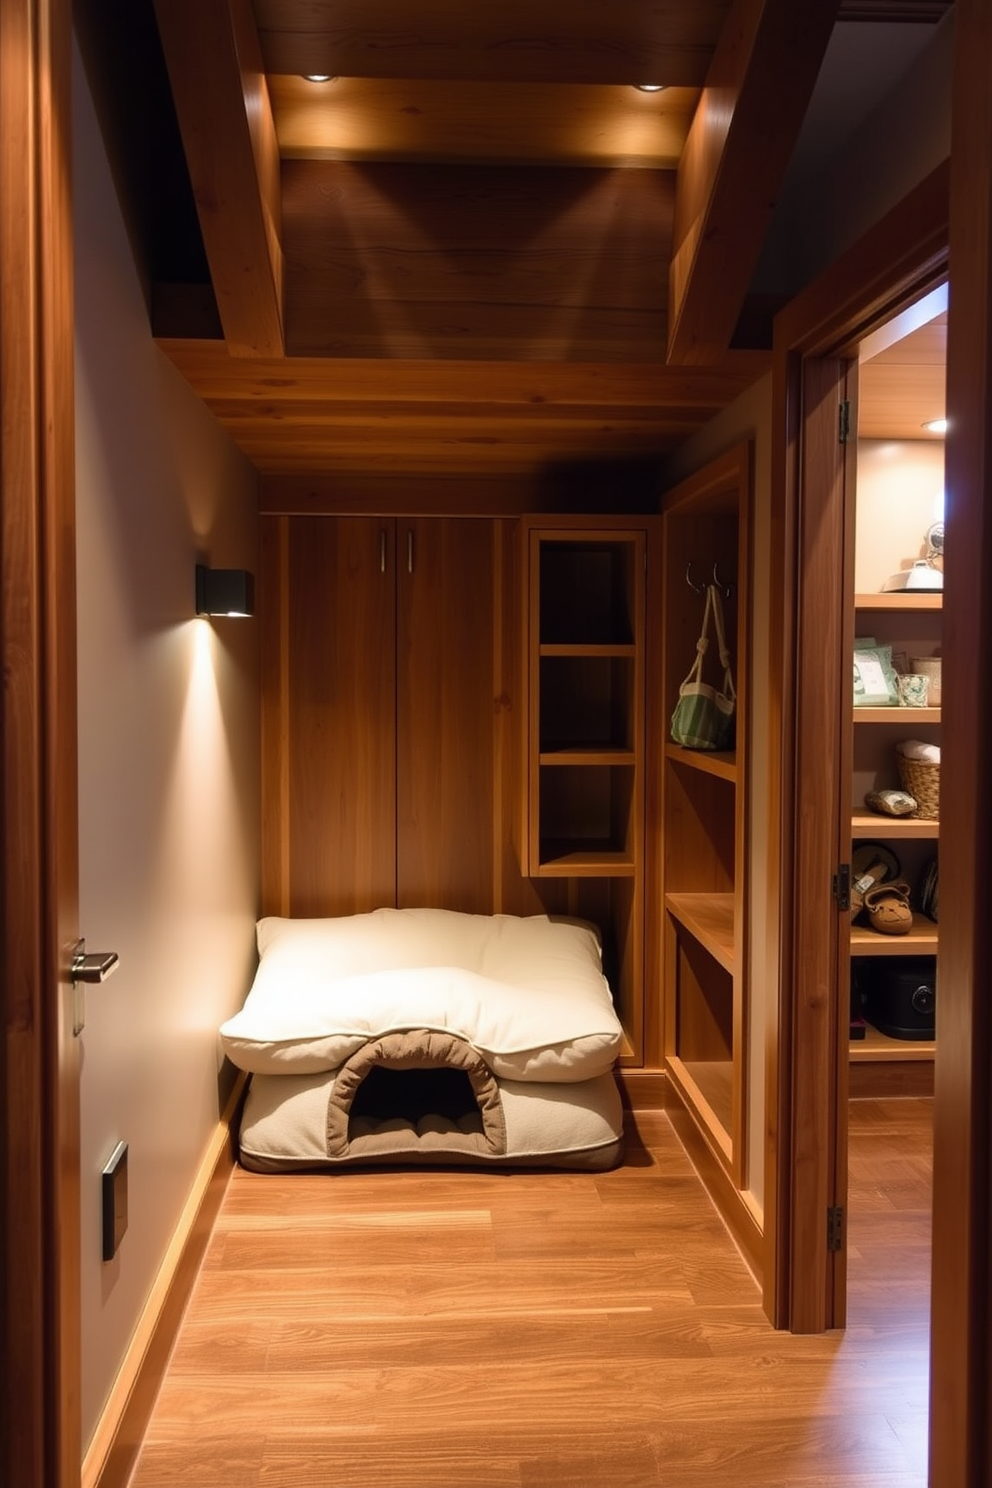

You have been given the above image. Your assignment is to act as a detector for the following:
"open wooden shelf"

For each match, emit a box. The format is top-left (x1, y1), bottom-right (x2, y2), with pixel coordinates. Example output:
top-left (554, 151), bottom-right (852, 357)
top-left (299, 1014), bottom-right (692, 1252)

top-left (854, 592), bottom-right (942, 611)
top-left (851, 811), bottom-right (940, 839)
top-left (539, 747), bottom-right (635, 766)
top-left (665, 1056), bottom-right (733, 1163)
top-left (853, 706), bottom-right (940, 724)
top-left (850, 912), bottom-right (938, 955)
top-left (664, 743), bottom-right (737, 783)
top-left (850, 1022), bottom-right (935, 1063)
top-left (535, 844), bottom-right (635, 876)
top-left (539, 642), bottom-right (637, 658)
top-left (665, 893), bottom-right (735, 974)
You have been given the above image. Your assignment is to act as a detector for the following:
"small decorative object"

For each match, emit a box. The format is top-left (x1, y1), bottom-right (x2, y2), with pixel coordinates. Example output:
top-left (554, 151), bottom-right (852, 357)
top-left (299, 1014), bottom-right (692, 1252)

top-left (910, 656), bottom-right (941, 706)
top-left (881, 521), bottom-right (945, 592)
top-left (896, 673), bottom-right (929, 707)
top-left (853, 642), bottom-right (899, 707)
top-left (864, 788), bottom-right (917, 817)
top-left (670, 584), bottom-right (736, 751)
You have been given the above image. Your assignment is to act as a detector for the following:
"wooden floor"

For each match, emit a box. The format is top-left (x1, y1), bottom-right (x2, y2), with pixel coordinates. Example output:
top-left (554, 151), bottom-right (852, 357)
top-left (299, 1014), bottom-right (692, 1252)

top-left (129, 1097), bottom-right (932, 1488)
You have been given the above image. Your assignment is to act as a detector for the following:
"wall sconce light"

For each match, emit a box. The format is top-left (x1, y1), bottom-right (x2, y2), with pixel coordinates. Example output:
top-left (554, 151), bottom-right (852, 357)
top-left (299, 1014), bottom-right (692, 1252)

top-left (195, 565), bottom-right (254, 618)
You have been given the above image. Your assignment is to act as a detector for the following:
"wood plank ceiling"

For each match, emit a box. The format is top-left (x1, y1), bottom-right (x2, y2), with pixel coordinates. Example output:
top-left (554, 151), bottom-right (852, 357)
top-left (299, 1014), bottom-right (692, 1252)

top-left (144, 0), bottom-right (951, 480)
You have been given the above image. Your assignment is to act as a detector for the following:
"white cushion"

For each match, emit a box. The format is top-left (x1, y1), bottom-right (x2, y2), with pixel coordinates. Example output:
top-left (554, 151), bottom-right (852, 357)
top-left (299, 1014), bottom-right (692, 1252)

top-left (220, 908), bottom-right (622, 1082)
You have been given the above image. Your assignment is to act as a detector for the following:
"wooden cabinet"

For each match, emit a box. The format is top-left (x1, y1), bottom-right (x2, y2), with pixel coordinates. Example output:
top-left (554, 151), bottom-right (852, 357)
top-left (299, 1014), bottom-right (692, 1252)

top-left (659, 443), bottom-right (750, 1184)
top-left (518, 519), bottom-right (650, 1063)
top-left (260, 514), bottom-right (494, 918)
top-left (849, 592), bottom-right (939, 1080)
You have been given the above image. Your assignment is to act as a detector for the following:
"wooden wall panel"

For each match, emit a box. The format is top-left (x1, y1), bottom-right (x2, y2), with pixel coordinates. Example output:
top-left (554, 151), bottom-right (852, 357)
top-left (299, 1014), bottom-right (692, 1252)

top-left (268, 517), bottom-right (397, 917)
top-left (283, 161), bottom-right (673, 362)
top-left (397, 519), bottom-right (495, 912)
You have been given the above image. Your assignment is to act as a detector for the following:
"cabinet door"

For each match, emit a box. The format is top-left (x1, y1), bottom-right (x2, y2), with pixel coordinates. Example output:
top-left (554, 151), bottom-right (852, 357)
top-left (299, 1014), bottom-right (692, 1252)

top-left (283, 516), bottom-right (397, 916)
top-left (396, 518), bottom-right (494, 912)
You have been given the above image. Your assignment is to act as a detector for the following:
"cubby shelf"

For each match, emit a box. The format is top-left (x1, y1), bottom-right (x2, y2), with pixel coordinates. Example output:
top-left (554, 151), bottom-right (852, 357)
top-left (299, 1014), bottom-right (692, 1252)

top-left (665, 893), bottom-right (736, 974)
top-left (851, 811), bottom-right (940, 839)
top-left (853, 706), bottom-right (940, 724)
top-left (664, 743), bottom-right (737, 783)
top-left (851, 914), bottom-right (937, 955)
top-left (850, 1023), bottom-right (936, 1062)
top-left (854, 592), bottom-right (942, 611)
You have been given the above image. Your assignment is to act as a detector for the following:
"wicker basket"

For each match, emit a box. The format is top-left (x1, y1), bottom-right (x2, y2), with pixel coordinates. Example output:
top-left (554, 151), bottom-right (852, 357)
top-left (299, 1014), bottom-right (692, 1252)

top-left (896, 754), bottom-right (940, 819)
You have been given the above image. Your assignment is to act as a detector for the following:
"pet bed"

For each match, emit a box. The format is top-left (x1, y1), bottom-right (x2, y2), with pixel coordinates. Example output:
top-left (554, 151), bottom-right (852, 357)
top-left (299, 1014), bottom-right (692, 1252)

top-left (221, 908), bottom-right (625, 1171)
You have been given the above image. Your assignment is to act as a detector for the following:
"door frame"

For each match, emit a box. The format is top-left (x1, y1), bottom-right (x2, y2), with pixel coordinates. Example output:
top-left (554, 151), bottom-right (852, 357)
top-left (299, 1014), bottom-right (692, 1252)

top-left (765, 160), bottom-right (949, 1335)
top-left (1, 1), bottom-right (80, 1486)
top-left (770, 1), bottom-right (992, 1480)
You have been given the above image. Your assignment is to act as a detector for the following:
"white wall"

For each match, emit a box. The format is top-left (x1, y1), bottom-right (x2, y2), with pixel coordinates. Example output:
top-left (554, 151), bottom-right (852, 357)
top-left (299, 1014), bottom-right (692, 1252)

top-left (73, 42), bottom-right (260, 1451)
top-left (855, 440), bottom-right (945, 594)
top-left (661, 374), bottom-right (773, 1217)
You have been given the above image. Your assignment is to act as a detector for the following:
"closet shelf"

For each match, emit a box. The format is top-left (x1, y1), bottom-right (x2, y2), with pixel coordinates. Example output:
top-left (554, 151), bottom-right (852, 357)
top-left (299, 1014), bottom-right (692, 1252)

top-left (539, 642), bottom-right (636, 659)
top-left (854, 593), bottom-right (942, 611)
top-left (534, 844), bottom-right (635, 877)
top-left (665, 893), bottom-right (735, 974)
top-left (851, 811), bottom-right (939, 840)
top-left (851, 913), bottom-right (937, 956)
top-left (666, 1056), bottom-right (733, 1161)
top-left (850, 1023), bottom-right (936, 1062)
top-left (853, 706), bottom-right (940, 724)
top-left (664, 743), bottom-right (737, 782)
top-left (539, 748), bottom-right (635, 766)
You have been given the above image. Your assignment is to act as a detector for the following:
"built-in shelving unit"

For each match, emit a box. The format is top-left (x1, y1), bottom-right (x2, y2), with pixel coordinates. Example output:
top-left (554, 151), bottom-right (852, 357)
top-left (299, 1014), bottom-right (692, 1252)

top-left (849, 592), bottom-right (940, 1063)
top-left (660, 442), bottom-right (751, 1187)
top-left (520, 518), bottom-right (650, 1062)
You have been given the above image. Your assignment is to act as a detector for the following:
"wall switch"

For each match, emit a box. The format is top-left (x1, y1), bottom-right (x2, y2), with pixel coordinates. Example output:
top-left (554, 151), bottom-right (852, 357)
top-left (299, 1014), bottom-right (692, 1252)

top-left (101, 1140), bottom-right (128, 1261)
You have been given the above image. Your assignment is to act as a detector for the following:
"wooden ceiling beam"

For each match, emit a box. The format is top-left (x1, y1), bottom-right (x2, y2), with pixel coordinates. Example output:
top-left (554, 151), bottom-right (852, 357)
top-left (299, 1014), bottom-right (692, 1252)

top-left (153, 0), bottom-right (284, 358)
top-left (666, 0), bottom-right (841, 366)
top-left (252, 0), bottom-right (731, 87)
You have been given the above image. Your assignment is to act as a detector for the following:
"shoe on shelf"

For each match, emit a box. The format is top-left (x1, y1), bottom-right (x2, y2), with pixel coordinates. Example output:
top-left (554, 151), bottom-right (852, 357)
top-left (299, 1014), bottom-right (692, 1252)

top-left (863, 880), bottom-right (914, 936)
top-left (850, 842), bottom-right (901, 917)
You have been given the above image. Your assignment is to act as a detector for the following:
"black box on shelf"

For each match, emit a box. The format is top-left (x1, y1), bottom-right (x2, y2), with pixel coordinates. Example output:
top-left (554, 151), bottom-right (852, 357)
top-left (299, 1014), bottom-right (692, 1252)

top-left (854, 956), bottom-right (936, 1040)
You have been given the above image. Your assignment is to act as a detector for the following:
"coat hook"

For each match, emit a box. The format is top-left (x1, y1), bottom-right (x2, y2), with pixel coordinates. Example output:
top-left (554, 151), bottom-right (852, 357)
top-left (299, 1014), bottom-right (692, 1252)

top-left (712, 563), bottom-right (733, 598)
top-left (686, 562), bottom-right (706, 594)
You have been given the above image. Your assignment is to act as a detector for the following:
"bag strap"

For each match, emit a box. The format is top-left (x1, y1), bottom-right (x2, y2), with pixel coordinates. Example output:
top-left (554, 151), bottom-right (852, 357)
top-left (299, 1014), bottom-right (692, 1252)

top-left (679, 584), bottom-right (715, 689)
top-left (708, 584), bottom-right (737, 703)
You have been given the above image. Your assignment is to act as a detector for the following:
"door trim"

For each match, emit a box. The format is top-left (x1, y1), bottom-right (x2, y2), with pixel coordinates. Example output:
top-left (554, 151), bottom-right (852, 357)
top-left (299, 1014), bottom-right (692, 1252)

top-left (1, 1), bottom-right (79, 1485)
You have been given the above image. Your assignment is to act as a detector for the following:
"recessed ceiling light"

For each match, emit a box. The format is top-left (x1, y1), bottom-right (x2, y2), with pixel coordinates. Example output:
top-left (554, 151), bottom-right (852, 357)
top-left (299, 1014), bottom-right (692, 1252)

top-left (302, 74), bottom-right (336, 83)
top-left (633, 84), bottom-right (666, 92)
top-left (922, 418), bottom-right (948, 435)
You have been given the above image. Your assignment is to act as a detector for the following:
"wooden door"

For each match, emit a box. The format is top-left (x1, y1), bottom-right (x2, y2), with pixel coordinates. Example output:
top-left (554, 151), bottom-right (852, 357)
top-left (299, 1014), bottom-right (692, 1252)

top-left (262, 515), bottom-right (397, 917)
top-left (396, 517), bottom-right (495, 912)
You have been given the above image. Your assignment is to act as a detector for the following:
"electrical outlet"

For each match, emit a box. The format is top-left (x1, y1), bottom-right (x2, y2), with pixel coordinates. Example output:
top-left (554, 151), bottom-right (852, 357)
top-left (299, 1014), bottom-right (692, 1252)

top-left (101, 1141), bottom-right (128, 1261)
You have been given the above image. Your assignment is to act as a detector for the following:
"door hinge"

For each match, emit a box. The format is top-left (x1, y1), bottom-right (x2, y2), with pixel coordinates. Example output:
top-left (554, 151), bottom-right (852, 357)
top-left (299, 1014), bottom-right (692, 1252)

top-left (838, 399), bottom-right (851, 444)
top-left (827, 1205), bottom-right (845, 1253)
top-left (832, 863), bottom-right (851, 911)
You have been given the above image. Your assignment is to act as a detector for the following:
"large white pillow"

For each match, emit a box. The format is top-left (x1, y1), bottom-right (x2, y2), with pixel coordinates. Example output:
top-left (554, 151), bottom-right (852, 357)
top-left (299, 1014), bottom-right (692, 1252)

top-left (220, 909), bottom-right (622, 1083)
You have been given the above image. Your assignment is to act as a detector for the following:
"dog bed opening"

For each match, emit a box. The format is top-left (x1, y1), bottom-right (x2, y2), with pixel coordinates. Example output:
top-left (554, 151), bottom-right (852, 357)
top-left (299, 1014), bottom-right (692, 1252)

top-left (348, 1063), bottom-right (482, 1134)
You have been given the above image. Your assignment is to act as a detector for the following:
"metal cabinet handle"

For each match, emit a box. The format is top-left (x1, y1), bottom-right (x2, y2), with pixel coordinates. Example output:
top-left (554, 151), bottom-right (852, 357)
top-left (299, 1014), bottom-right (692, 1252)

top-left (380, 529), bottom-right (387, 573)
top-left (407, 529), bottom-right (414, 574)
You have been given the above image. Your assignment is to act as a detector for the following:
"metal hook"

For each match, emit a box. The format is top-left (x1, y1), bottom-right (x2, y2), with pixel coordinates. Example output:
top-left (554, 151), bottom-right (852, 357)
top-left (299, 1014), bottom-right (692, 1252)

top-left (712, 563), bottom-right (733, 599)
top-left (686, 562), bottom-right (706, 595)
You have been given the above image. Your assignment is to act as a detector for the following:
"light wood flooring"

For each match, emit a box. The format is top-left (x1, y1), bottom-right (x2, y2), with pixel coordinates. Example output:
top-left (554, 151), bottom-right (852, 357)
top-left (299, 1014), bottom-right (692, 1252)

top-left (129, 1096), bottom-right (932, 1488)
